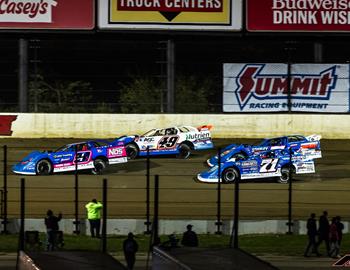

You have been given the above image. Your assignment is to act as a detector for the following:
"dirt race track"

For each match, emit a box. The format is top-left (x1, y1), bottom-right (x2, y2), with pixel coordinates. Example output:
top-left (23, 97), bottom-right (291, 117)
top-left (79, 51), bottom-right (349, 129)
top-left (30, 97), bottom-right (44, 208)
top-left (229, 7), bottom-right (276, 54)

top-left (0, 138), bottom-right (350, 220)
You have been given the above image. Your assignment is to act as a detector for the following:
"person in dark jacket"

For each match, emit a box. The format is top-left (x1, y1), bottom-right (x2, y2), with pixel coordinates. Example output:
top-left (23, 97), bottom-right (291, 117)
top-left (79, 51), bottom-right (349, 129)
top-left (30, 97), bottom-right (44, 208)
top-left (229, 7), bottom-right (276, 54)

top-left (123, 232), bottom-right (138, 270)
top-left (317, 210), bottom-right (330, 256)
top-left (304, 213), bottom-right (321, 257)
top-left (181, 224), bottom-right (198, 247)
top-left (45, 209), bottom-right (62, 251)
top-left (335, 216), bottom-right (344, 256)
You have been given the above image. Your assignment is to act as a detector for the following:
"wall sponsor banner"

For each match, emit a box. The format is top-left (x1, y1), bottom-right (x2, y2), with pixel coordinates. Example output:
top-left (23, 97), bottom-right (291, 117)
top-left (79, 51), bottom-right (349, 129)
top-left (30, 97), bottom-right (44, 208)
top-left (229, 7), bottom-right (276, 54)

top-left (0, 0), bottom-right (94, 29)
top-left (247, 0), bottom-right (350, 32)
top-left (223, 63), bottom-right (350, 112)
top-left (98, 0), bottom-right (242, 31)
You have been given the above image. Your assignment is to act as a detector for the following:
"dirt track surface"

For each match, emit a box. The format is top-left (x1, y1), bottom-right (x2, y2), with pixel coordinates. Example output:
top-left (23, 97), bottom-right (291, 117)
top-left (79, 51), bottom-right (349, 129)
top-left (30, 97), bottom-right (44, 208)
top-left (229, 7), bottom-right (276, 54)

top-left (0, 138), bottom-right (349, 220)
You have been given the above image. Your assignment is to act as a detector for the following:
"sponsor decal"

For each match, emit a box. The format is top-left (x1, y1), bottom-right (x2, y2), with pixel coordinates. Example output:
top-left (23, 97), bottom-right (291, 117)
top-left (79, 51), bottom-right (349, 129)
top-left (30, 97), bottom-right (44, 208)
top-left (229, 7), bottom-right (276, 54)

top-left (142, 137), bottom-right (155, 143)
top-left (0, 115), bottom-right (17, 136)
top-left (0, 0), bottom-right (57, 23)
top-left (241, 160), bottom-right (257, 167)
top-left (236, 64), bottom-right (336, 110)
top-left (186, 132), bottom-right (211, 141)
top-left (108, 147), bottom-right (125, 157)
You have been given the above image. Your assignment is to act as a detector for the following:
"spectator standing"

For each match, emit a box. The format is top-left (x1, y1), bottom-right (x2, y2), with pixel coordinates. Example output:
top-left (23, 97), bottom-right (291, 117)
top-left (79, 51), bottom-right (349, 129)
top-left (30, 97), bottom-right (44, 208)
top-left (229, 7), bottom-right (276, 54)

top-left (44, 209), bottom-right (62, 251)
top-left (317, 210), bottom-right (330, 256)
top-left (304, 213), bottom-right (320, 257)
top-left (329, 217), bottom-right (340, 258)
top-left (181, 224), bottom-right (198, 247)
top-left (123, 232), bottom-right (138, 270)
top-left (335, 216), bottom-right (344, 251)
top-left (85, 199), bottom-right (103, 238)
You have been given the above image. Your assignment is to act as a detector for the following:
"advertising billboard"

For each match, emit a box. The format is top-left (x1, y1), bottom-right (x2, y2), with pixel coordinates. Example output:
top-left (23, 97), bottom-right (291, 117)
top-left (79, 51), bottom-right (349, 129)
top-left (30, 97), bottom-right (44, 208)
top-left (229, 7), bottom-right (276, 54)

top-left (98, 0), bottom-right (242, 31)
top-left (247, 0), bottom-right (350, 32)
top-left (0, 0), bottom-right (94, 30)
top-left (223, 63), bottom-right (350, 112)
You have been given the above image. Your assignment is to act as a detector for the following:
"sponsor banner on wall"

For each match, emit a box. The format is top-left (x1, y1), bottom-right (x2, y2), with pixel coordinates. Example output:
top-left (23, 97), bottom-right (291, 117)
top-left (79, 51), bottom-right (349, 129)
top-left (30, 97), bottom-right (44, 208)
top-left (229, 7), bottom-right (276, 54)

top-left (223, 63), bottom-right (350, 112)
top-left (0, 0), bottom-right (94, 29)
top-left (247, 0), bottom-right (350, 32)
top-left (98, 0), bottom-right (242, 31)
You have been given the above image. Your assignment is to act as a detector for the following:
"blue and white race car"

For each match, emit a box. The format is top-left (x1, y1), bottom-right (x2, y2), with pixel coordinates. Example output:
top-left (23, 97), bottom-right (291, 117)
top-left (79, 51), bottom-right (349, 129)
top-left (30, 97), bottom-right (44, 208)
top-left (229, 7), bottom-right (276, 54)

top-left (12, 140), bottom-right (127, 175)
top-left (198, 148), bottom-right (318, 184)
top-left (115, 125), bottom-right (214, 159)
top-left (207, 134), bottom-right (322, 167)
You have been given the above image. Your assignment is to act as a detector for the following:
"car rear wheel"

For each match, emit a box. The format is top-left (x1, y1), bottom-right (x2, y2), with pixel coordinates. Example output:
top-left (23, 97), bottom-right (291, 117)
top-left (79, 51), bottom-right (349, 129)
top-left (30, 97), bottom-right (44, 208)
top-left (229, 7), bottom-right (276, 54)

top-left (222, 167), bottom-right (239, 183)
top-left (126, 144), bottom-right (139, 159)
top-left (278, 167), bottom-right (291, 184)
top-left (91, 159), bottom-right (106, 175)
top-left (36, 159), bottom-right (52, 175)
top-left (177, 144), bottom-right (191, 159)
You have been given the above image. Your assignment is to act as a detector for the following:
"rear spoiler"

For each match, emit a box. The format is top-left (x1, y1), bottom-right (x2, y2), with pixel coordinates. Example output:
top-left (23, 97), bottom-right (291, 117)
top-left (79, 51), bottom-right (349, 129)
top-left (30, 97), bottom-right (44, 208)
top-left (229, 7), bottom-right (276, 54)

top-left (197, 125), bottom-right (213, 131)
top-left (306, 134), bottom-right (322, 141)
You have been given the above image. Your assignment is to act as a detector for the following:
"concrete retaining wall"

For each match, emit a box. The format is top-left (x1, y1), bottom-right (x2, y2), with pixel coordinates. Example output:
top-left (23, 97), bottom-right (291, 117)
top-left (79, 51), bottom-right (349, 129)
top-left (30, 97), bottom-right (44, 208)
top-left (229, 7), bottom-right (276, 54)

top-left (2, 219), bottom-right (349, 235)
top-left (1, 113), bottom-right (350, 139)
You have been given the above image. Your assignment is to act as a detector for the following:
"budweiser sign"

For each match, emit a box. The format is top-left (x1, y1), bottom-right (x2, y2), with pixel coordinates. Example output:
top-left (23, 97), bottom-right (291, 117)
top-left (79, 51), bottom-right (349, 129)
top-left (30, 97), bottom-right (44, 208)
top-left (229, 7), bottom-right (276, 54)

top-left (0, 0), bottom-right (57, 23)
top-left (223, 63), bottom-right (349, 113)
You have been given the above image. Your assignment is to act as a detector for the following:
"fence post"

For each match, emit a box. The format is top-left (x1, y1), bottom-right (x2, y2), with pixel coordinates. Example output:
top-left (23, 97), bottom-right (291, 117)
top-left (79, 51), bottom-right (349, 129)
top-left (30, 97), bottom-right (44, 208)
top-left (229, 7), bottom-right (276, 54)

top-left (287, 147), bottom-right (294, 234)
top-left (1, 145), bottom-right (9, 234)
top-left (102, 178), bottom-right (107, 253)
top-left (215, 148), bottom-right (222, 234)
top-left (233, 174), bottom-right (240, 248)
top-left (73, 145), bottom-right (80, 235)
top-left (19, 178), bottom-right (25, 251)
top-left (153, 175), bottom-right (159, 245)
top-left (144, 147), bottom-right (151, 234)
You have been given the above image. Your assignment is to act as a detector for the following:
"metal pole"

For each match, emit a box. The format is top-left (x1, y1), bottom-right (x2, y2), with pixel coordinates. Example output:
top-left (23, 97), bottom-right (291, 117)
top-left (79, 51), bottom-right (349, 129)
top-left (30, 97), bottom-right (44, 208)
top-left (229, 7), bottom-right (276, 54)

top-left (73, 145), bottom-right (80, 234)
top-left (287, 53), bottom-right (292, 113)
top-left (145, 147), bottom-right (151, 234)
top-left (215, 148), bottom-right (222, 234)
top-left (19, 178), bottom-right (25, 251)
top-left (233, 173), bottom-right (239, 248)
top-left (167, 39), bottom-right (175, 113)
top-left (153, 175), bottom-right (159, 244)
top-left (102, 178), bottom-right (107, 253)
top-left (2, 145), bottom-right (8, 234)
top-left (314, 42), bottom-right (323, 63)
top-left (19, 38), bottom-right (28, 112)
top-left (287, 147), bottom-right (293, 234)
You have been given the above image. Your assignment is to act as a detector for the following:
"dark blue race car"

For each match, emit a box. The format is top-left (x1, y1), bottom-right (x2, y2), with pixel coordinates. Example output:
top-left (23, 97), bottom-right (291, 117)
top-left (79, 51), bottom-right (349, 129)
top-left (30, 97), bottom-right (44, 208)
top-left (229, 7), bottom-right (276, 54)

top-left (12, 140), bottom-right (127, 175)
top-left (198, 148), bottom-right (318, 184)
top-left (207, 134), bottom-right (322, 167)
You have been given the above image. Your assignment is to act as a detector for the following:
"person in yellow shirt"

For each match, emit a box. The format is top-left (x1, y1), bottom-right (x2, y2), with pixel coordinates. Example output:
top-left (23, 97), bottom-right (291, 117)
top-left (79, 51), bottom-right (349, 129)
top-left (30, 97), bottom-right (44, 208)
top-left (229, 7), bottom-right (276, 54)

top-left (85, 199), bottom-right (103, 238)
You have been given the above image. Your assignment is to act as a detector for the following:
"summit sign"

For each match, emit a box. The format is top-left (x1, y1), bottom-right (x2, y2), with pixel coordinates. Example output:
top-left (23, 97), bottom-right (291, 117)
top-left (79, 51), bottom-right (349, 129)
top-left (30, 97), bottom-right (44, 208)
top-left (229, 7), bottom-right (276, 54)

top-left (247, 0), bottom-right (350, 32)
top-left (223, 63), bottom-right (350, 113)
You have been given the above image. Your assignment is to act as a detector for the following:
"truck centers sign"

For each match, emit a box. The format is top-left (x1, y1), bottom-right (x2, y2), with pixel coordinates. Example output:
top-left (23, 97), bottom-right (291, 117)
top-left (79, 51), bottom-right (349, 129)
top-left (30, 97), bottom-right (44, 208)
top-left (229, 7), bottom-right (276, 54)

top-left (98, 0), bottom-right (242, 30)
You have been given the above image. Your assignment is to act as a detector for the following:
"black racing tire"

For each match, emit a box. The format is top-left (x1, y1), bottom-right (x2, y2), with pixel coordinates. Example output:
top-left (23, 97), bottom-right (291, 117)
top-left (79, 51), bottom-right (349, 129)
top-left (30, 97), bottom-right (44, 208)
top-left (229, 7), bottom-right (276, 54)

top-left (222, 167), bottom-right (240, 183)
top-left (176, 144), bottom-right (191, 159)
top-left (278, 167), bottom-right (291, 184)
top-left (126, 144), bottom-right (139, 160)
top-left (36, 159), bottom-right (52, 175)
top-left (91, 159), bottom-right (106, 175)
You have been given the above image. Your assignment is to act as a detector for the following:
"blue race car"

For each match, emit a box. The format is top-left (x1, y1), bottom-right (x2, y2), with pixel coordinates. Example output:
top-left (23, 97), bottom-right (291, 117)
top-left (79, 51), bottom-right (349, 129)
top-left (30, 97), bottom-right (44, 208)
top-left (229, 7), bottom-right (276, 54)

top-left (198, 149), bottom-right (318, 184)
top-left (12, 140), bottom-right (127, 175)
top-left (115, 125), bottom-right (214, 159)
top-left (207, 134), bottom-right (322, 167)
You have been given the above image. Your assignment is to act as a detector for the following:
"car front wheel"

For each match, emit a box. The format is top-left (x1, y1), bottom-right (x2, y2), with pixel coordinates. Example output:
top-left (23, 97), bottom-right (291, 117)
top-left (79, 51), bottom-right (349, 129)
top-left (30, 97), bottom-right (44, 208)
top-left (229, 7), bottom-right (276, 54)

top-left (91, 159), bottom-right (106, 175)
top-left (36, 159), bottom-right (52, 175)
top-left (222, 167), bottom-right (239, 183)
top-left (177, 144), bottom-right (191, 159)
